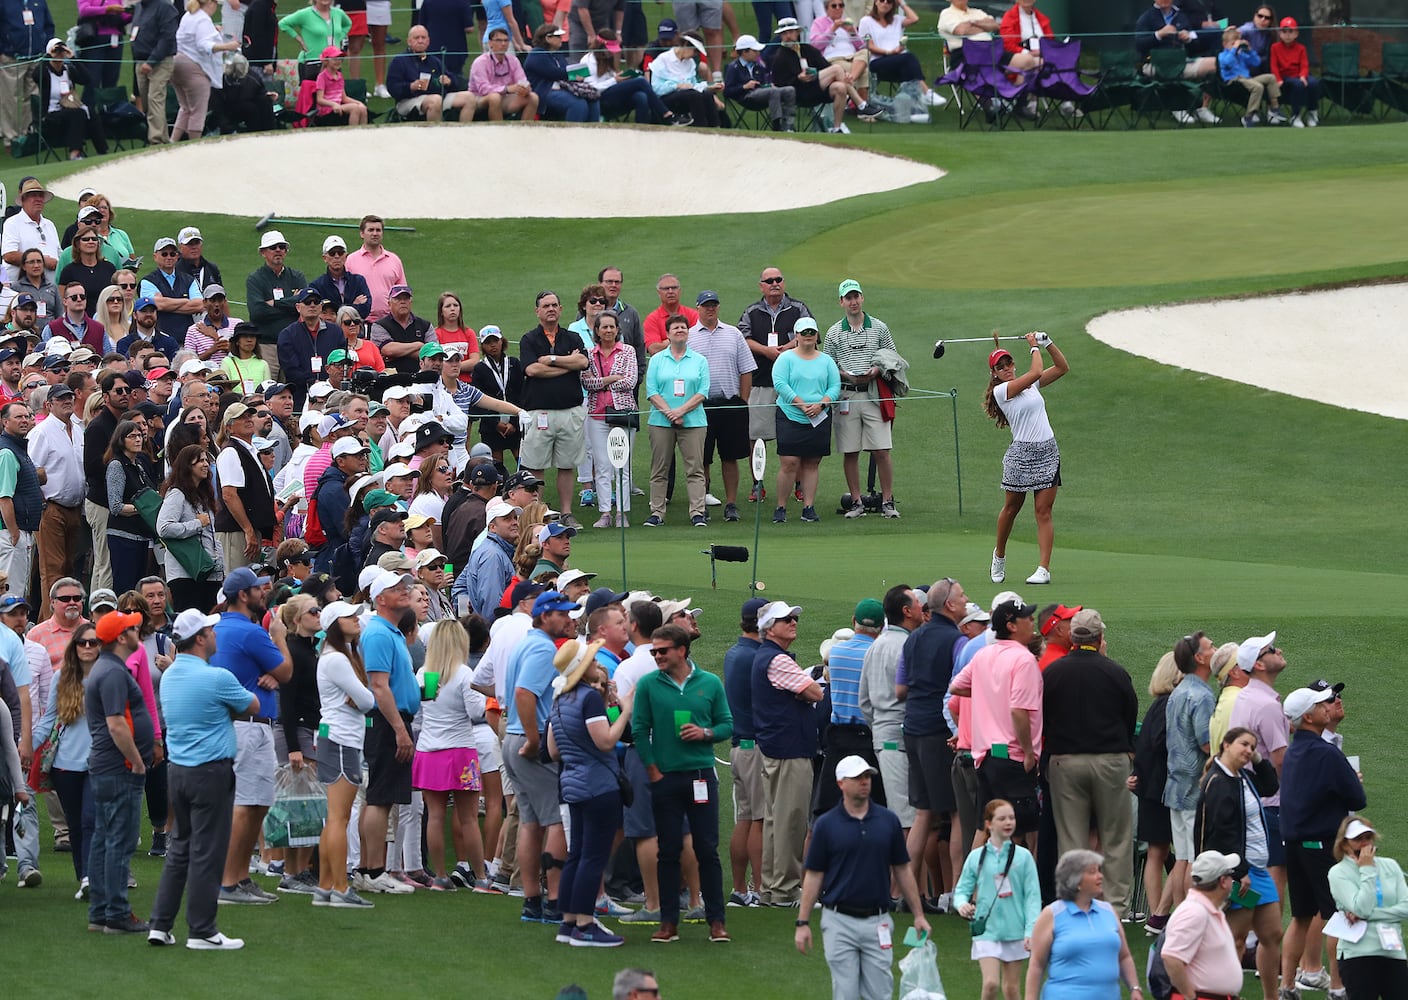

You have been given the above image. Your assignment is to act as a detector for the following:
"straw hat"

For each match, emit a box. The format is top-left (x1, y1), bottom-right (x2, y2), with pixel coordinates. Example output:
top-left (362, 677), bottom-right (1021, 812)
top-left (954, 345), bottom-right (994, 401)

top-left (552, 638), bottom-right (605, 697)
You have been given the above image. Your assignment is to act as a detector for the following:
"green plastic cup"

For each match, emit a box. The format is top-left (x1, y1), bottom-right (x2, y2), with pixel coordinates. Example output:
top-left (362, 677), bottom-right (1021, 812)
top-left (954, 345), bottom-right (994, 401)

top-left (674, 710), bottom-right (691, 736)
top-left (423, 671), bottom-right (440, 700)
top-left (606, 706), bottom-right (621, 724)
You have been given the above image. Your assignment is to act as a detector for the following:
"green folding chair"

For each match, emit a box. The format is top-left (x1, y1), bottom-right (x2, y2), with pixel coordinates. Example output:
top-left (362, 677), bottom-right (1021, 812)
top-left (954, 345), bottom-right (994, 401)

top-left (1320, 42), bottom-right (1381, 121)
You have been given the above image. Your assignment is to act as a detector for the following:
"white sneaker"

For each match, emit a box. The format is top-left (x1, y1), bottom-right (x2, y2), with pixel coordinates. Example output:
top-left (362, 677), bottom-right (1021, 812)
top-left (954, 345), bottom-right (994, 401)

top-left (1172, 109), bottom-right (1196, 124)
top-left (367, 872), bottom-right (415, 895)
top-left (909, 112), bottom-right (931, 124)
top-left (1295, 968), bottom-right (1332, 991)
top-left (1195, 106), bottom-right (1218, 124)
top-left (704, 493), bottom-right (722, 507)
top-left (991, 549), bottom-right (1006, 583)
top-left (147, 929), bottom-right (176, 946)
top-left (923, 90), bottom-right (948, 108)
top-left (830, 123), bottom-right (851, 134)
top-left (349, 871), bottom-right (376, 893)
top-left (1292, 112), bottom-right (1305, 127)
top-left (1305, 110), bottom-right (1319, 127)
top-left (188, 932), bottom-right (245, 951)
top-left (373, 84), bottom-right (391, 99)
top-left (1026, 566), bottom-right (1051, 585)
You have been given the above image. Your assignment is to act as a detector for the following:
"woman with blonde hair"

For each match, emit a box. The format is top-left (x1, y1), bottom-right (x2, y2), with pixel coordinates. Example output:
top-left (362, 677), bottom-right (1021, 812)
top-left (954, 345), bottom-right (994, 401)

top-left (413, 619), bottom-right (488, 890)
top-left (1129, 650), bottom-right (1182, 929)
top-left (36, 622), bottom-right (102, 897)
top-left (315, 601), bottom-right (377, 908)
top-left (96, 284), bottom-right (130, 349)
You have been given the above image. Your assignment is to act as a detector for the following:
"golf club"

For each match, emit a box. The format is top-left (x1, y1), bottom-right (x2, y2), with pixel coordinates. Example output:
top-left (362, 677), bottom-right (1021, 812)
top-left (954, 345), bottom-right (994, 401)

top-left (255, 211), bottom-right (417, 234)
top-left (932, 334), bottom-right (1032, 360)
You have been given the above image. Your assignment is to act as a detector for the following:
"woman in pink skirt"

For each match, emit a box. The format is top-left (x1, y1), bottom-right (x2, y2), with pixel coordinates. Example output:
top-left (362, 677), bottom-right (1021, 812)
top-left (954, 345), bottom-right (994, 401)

top-left (413, 619), bottom-right (487, 890)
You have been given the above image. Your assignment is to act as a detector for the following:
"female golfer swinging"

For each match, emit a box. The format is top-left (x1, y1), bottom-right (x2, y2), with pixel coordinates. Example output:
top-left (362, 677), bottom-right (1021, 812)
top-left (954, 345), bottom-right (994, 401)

top-left (985, 331), bottom-right (1068, 585)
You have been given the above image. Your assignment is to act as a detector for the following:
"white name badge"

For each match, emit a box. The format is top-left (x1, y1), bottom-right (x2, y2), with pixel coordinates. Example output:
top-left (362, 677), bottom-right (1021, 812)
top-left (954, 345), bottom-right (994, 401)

top-left (22, 9), bottom-right (34, 25)
top-left (243, 380), bottom-right (255, 394)
top-left (767, 333), bottom-right (778, 348)
top-left (536, 412), bottom-right (549, 431)
top-left (310, 356), bottom-right (321, 373)
top-left (673, 378), bottom-right (685, 397)
top-left (692, 779), bottom-right (708, 804)
top-left (36, 303), bottom-right (47, 318)
top-left (1379, 924), bottom-right (1404, 952)
top-left (419, 71), bottom-right (432, 82)
top-left (838, 400), bottom-right (850, 415)
top-left (110, 34), bottom-right (119, 47)
top-left (271, 288), bottom-right (283, 300)
top-left (877, 922), bottom-right (892, 950)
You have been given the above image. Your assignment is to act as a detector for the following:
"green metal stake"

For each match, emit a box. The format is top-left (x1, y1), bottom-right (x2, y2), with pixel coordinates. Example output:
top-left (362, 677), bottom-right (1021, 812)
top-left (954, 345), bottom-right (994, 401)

top-left (950, 387), bottom-right (963, 516)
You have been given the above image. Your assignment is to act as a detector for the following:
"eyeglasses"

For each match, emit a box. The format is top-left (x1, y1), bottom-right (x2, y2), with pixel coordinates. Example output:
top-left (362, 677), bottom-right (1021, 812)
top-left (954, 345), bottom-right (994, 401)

top-left (75, 637), bottom-right (101, 648)
top-left (125, 431), bottom-right (144, 439)
top-left (54, 594), bottom-right (83, 603)
top-left (649, 646), bottom-right (678, 658)
top-left (118, 282), bottom-right (137, 289)
top-left (586, 296), bottom-right (607, 305)
top-left (1254, 12), bottom-right (1271, 18)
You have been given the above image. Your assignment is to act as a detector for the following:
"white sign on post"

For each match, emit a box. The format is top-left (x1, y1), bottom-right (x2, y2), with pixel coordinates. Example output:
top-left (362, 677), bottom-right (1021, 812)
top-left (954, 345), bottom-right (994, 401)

top-left (750, 438), bottom-right (767, 482)
top-left (607, 427), bottom-right (630, 470)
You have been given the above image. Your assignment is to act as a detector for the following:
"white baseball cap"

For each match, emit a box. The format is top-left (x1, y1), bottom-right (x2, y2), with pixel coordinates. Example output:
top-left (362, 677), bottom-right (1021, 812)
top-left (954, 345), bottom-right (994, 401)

top-left (259, 229), bottom-right (289, 250)
top-left (757, 601), bottom-right (802, 631)
top-left (486, 498), bottom-right (520, 524)
top-left (835, 755), bottom-right (878, 780)
top-left (370, 570), bottom-right (414, 600)
top-left (319, 600), bottom-right (364, 633)
top-left (170, 609), bottom-right (220, 642)
top-left (331, 437), bottom-right (369, 459)
top-left (322, 235), bottom-right (347, 254)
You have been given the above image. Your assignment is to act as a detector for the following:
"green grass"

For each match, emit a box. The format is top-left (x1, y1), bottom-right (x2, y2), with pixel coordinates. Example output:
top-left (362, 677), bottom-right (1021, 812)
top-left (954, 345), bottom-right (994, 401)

top-left (5, 102), bottom-right (1408, 999)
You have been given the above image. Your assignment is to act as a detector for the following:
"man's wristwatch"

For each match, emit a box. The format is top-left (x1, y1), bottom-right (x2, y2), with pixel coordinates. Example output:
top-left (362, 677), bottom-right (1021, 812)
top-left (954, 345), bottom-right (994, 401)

top-left (795, 919), bottom-right (809, 927)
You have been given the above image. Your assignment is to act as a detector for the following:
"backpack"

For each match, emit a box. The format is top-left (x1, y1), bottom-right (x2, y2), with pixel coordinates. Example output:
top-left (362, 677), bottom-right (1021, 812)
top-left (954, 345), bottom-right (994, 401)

top-left (304, 467), bottom-right (341, 548)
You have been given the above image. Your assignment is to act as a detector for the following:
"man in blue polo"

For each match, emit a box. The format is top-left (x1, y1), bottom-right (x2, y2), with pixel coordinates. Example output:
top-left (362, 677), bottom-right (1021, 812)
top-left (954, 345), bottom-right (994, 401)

top-left (148, 610), bottom-right (258, 951)
top-left (211, 566), bottom-right (292, 905)
top-left (813, 598), bottom-right (887, 818)
top-left (501, 590), bottom-right (579, 924)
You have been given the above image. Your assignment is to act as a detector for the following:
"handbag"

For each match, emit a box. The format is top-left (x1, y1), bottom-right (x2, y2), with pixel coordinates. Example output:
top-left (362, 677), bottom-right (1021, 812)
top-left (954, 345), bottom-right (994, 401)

top-left (969, 841), bottom-right (1017, 937)
top-left (603, 406), bottom-right (638, 430)
top-left (564, 80), bottom-right (599, 100)
top-left (74, 18), bottom-right (100, 48)
top-left (26, 723), bottom-right (62, 794)
top-left (58, 90), bottom-right (84, 110)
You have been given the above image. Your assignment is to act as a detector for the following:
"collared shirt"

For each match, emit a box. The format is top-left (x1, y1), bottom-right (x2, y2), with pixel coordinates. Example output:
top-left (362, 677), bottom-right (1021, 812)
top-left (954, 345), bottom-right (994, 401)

top-left (827, 632), bottom-right (875, 726)
top-left (503, 627), bottom-right (560, 735)
top-left (951, 638), bottom-right (1043, 765)
top-left (211, 611), bottom-right (286, 718)
top-left (1228, 677), bottom-right (1288, 807)
top-left (28, 616), bottom-right (88, 676)
top-left (1209, 683), bottom-right (1242, 763)
top-left (645, 347), bottom-right (710, 428)
top-left (29, 411), bottom-right (84, 505)
top-left (859, 623), bottom-right (909, 744)
top-left (183, 313), bottom-right (239, 367)
top-left (804, 800), bottom-right (909, 911)
top-left (823, 312), bottom-right (896, 387)
top-left (344, 246), bottom-right (407, 322)
top-left (1160, 885), bottom-right (1245, 994)
top-left (1163, 673), bottom-right (1214, 810)
top-left (362, 612), bottom-right (420, 715)
top-left (159, 652), bottom-right (252, 766)
top-left (1, 210), bottom-right (61, 284)
top-left (687, 320), bottom-right (756, 400)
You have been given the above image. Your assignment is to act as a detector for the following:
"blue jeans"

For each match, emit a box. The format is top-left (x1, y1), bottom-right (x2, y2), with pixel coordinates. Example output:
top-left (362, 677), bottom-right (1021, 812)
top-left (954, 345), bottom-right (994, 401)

top-left (107, 534), bottom-right (149, 598)
top-left (541, 89), bottom-right (601, 123)
top-left (88, 770), bottom-right (145, 924)
top-left (751, 0), bottom-right (794, 38)
top-left (561, 790), bottom-right (622, 916)
top-left (599, 77), bottom-right (671, 124)
top-left (650, 768), bottom-right (725, 926)
top-left (1280, 76), bottom-right (1323, 114)
top-left (51, 769), bottom-right (95, 882)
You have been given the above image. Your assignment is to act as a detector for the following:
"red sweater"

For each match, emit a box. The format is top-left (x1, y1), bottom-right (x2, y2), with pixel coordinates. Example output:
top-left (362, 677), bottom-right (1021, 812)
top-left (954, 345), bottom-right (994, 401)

top-left (999, 5), bottom-right (1053, 56)
top-left (1270, 41), bottom-right (1309, 82)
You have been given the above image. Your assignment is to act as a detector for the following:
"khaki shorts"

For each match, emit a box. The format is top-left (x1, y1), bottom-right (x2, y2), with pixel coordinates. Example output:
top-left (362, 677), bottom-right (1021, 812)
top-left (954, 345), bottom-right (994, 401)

top-left (748, 386), bottom-right (778, 441)
top-left (730, 744), bottom-right (765, 823)
top-left (833, 391), bottom-right (891, 453)
top-left (395, 92), bottom-right (475, 117)
top-left (828, 53), bottom-right (870, 89)
top-left (520, 405), bottom-right (586, 471)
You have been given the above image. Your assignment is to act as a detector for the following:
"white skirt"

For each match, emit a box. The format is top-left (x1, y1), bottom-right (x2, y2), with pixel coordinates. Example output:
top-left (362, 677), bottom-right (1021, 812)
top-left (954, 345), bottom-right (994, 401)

top-left (366, 0), bottom-right (392, 26)
top-left (971, 938), bottom-right (1030, 962)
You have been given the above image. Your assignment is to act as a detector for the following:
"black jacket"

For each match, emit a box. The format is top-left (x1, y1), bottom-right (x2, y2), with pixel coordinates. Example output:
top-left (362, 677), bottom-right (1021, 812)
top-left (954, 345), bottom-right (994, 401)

top-left (1194, 757), bottom-right (1278, 880)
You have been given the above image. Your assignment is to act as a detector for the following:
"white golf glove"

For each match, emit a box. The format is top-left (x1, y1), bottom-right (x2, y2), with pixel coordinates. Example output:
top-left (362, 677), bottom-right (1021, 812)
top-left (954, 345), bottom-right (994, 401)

top-left (1034, 331), bottom-right (1052, 348)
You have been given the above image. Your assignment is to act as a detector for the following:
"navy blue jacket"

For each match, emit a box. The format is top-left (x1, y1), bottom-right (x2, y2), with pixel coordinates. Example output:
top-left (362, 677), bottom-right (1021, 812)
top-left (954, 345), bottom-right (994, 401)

top-left (275, 319), bottom-right (341, 403)
top-left (0, 431), bottom-right (42, 531)
top-left (311, 463), bottom-right (349, 559)
top-left (116, 329), bottom-right (181, 359)
top-left (129, 0), bottom-right (178, 64)
top-left (1134, 4), bottom-right (1202, 58)
top-left (1279, 727), bottom-right (1366, 842)
top-left (309, 269), bottom-right (372, 320)
top-left (723, 56), bottom-right (774, 101)
top-left (0, 0), bottom-right (54, 59)
top-left (386, 48), bottom-right (464, 101)
top-left (900, 615), bottom-right (961, 738)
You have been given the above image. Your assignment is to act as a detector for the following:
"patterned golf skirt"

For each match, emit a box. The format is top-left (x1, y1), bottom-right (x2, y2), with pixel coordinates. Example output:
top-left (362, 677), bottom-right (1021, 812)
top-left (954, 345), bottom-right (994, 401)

top-left (1001, 438), bottom-right (1061, 493)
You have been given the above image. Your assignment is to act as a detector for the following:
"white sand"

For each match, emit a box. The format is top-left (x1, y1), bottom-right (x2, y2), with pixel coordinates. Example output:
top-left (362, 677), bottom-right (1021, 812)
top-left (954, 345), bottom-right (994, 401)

top-left (50, 123), bottom-right (942, 219)
top-left (1086, 284), bottom-right (1408, 421)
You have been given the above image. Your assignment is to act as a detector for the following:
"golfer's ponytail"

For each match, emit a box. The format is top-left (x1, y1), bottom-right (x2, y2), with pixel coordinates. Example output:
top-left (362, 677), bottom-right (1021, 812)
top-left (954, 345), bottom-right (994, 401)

top-left (984, 376), bottom-right (1009, 429)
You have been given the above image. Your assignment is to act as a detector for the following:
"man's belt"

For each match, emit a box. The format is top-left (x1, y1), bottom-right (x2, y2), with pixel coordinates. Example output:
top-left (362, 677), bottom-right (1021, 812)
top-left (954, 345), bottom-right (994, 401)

top-left (825, 902), bottom-right (889, 919)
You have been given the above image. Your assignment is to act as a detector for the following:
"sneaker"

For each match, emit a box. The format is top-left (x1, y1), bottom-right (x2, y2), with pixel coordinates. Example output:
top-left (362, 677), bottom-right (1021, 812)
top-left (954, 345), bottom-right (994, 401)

top-left (650, 923), bottom-right (680, 943)
top-left (856, 102), bottom-right (883, 121)
top-left (844, 502), bottom-right (866, 519)
top-left (104, 913), bottom-right (151, 934)
top-left (682, 904), bottom-right (706, 923)
top-left (1295, 968), bottom-right (1332, 991)
top-left (728, 891), bottom-right (752, 907)
top-left (1328, 989), bottom-right (1349, 1000)
top-left (881, 499), bottom-right (900, 518)
top-left (147, 929), bottom-right (176, 946)
top-left (88, 921), bottom-right (106, 932)
top-left (1305, 110), bottom-right (1319, 127)
top-left (187, 931), bottom-right (245, 951)
top-left (571, 922), bottom-right (625, 947)
top-left (1279, 988), bottom-right (1302, 1000)
top-left (1172, 109), bottom-right (1196, 124)
top-left (800, 505), bottom-right (819, 522)
top-left (521, 897), bottom-right (545, 923)
top-left (670, 113), bottom-right (693, 127)
top-left (746, 890), bottom-right (762, 907)
top-left (54, 840), bottom-right (72, 853)
top-left (595, 894), bottom-right (632, 917)
top-left (263, 859), bottom-right (284, 878)
top-left (593, 513), bottom-right (613, 528)
top-left (349, 871), bottom-right (376, 893)
top-left (1026, 566), bottom-right (1051, 585)
top-left (772, 506), bottom-right (786, 523)
top-left (148, 832), bottom-right (167, 858)
top-left (1196, 106), bottom-right (1218, 123)
top-left (709, 920), bottom-right (730, 942)
top-left (923, 90), bottom-right (948, 107)
top-left (724, 502), bottom-right (739, 522)
top-left (472, 879), bottom-right (504, 894)
top-left (1242, 113), bottom-right (1260, 127)
top-left (240, 878), bottom-right (278, 901)
top-left (373, 84), bottom-right (391, 99)
top-left (691, 514), bottom-right (708, 527)
top-left (748, 482), bottom-right (765, 502)
top-left (615, 513), bottom-right (629, 528)
top-left (558, 514), bottom-right (582, 531)
top-left (277, 874), bottom-right (315, 894)
top-left (704, 492), bottom-right (722, 506)
top-left (218, 883), bottom-right (275, 905)
top-left (329, 888), bottom-right (374, 909)
top-left (579, 488), bottom-right (596, 507)
top-left (643, 514), bottom-right (664, 527)
top-left (827, 123), bottom-right (851, 134)
top-left (542, 899), bottom-right (564, 923)
top-left (75, 876), bottom-right (89, 900)
top-left (312, 887), bottom-right (332, 906)
top-left (430, 876), bottom-right (456, 891)
top-left (555, 920), bottom-right (576, 944)
top-left (909, 111), bottom-right (932, 123)
top-left (619, 906), bottom-right (661, 924)
top-left (450, 865), bottom-right (475, 889)
top-left (1292, 112), bottom-right (1305, 127)
top-left (404, 869), bottom-right (434, 889)
top-left (367, 872), bottom-right (414, 895)
top-left (1267, 108), bottom-right (1288, 124)
top-left (17, 867), bottom-right (41, 887)
top-left (1144, 913), bottom-right (1169, 935)
top-left (991, 549), bottom-right (1006, 583)
top-left (631, 485), bottom-right (646, 496)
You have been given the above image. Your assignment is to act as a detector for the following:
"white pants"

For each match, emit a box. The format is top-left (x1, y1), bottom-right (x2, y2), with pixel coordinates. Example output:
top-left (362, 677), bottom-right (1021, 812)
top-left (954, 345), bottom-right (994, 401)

top-left (0, 530), bottom-right (33, 603)
top-left (585, 416), bottom-right (633, 512)
top-left (387, 792), bottom-right (424, 871)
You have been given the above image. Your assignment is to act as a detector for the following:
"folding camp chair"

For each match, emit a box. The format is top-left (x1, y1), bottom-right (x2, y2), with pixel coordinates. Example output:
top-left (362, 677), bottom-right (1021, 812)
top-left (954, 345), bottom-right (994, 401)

top-left (96, 86), bottom-right (147, 150)
top-left (1320, 42), bottom-right (1381, 121)
top-left (1032, 38), bottom-right (1097, 129)
top-left (25, 94), bottom-right (63, 163)
top-left (1135, 47), bottom-right (1205, 128)
top-left (1080, 48), bottom-right (1145, 130)
top-left (934, 39), bottom-right (1034, 131)
top-left (1377, 42), bottom-right (1408, 118)
top-left (725, 97), bottom-right (771, 130)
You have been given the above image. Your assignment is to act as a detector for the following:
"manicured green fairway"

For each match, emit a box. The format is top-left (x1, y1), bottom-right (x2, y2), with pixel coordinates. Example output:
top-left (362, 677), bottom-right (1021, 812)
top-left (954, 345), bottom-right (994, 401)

top-left (4, 110), bottom-right (1406, 1000)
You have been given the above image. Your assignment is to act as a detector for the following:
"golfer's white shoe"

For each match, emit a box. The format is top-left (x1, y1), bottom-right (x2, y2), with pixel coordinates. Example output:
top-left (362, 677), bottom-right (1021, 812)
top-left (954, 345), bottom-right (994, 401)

top-left (991, 550), bottom-right (1006, 583)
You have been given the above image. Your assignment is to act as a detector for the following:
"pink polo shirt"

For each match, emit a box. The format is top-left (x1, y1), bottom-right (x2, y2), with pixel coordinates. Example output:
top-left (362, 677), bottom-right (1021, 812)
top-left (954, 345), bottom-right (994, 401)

top-left (29, 616), bottom-right (88, 676)
top-left (951, 639), bottom-right (1042, 766)
top-left (1161, 886), bottom-right (1244, 994)
top-left (344, 246), bottom-right (407, 322)
top-left (1228, 677), bottom-right (1288, 807)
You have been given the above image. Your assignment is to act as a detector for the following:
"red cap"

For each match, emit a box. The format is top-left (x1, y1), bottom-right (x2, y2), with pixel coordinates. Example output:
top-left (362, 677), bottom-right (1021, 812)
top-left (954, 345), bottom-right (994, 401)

top-left (1039, 604), bottom-right (1081, 636)
top-left (1279, 16), bottom-right (1297, 28)
top-left (989, 348), bottom-right (1013, 368)
top-left (146, 367), bottom-right (173, 380)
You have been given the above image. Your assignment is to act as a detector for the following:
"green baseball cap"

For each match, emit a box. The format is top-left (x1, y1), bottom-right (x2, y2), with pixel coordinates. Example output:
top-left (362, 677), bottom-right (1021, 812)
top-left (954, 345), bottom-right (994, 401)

top-left (327, 348), bottom-right (350, 365)
top-left (854, 598), bottom-right (884, 628)
top-left (838, 278), bottom-right (863, 297)
top-left (362, 488), bottom-right (399, 512)
top-left (419, 342), bottom-right (446, 359)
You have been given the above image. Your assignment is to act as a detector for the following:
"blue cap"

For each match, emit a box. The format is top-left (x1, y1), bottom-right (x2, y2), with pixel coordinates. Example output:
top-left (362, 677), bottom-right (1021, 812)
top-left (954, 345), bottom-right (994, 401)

top-left (134, 296), bottom-right (157, 311)
top-left (696, 290), bottom-right (720, 306)
top-left (538, 522), bottom-right (577, 542)
top-left (584, 587), bottom-right (629, 618)
top-left (13, 293), bottom-right (35, 309)
top-left (0, 348), bottom-right (17, 363)
top-left (659, 17), bottom-right (678, 34)
top-left (533, 590), bottom-right (579, 616)
top-left (742, 597), bottom-right (769, 620)
top-left (510, 580), bottom-right (545, 608)
top-left (222, 565), bottom-right (271, 597)
top-left (44, 354), bottom-right (69, 370)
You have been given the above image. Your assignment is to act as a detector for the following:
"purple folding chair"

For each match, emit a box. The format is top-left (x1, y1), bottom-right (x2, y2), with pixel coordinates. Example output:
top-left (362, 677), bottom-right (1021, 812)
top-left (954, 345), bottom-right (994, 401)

top-left (959, 38), bottom-right (1038, 130)
top-left (1033, 37), bottom-right (1098, 128)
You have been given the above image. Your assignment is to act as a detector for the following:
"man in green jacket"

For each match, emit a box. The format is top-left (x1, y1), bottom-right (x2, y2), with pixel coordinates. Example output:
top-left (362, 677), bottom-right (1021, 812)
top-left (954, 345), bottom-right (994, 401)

top-left (632, 622), bottom-right (733, 945)
top-left (244, 230), bottom-right (307, 380)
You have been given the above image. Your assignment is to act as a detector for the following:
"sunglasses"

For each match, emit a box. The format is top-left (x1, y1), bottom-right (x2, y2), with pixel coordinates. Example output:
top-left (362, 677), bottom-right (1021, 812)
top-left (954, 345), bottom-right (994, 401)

top-left (586, 296), bottom-right (607, 305)
top-left (78, 237), bottom-right (99, 243)
top-left (118, 282), bottom-right (137, 289)
top-left (326, 248), bottom-right (347, 256)
top-left (649, 647), bottom-right (679, 657)
top-left (156, 249), bottom-right (179, 256)
top-left (255, 411), bottom-right (270, 419)
top-left (776, 616), bottom-right (798, 625)
top-left (75, 638), bottom-right (100, 648)
top-left (110, 387), bottom-right (130, 395)
top-left (66, 294), bottom-right (87, 301)
top-left (267, 243), bottom-right (289, 251)
top-left (54, 594), bottom-right (83, 603)
top-left (761, 276), bottom-right (784, 284)
top-left (341, 319), bottom-right (362, 328)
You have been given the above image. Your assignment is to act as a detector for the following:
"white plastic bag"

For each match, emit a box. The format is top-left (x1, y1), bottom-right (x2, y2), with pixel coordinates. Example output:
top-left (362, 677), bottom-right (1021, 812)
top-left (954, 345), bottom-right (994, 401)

top-left (897, 939), bottom-right (947, 1000)
top-left (262, 763), bottom-right (327, 847)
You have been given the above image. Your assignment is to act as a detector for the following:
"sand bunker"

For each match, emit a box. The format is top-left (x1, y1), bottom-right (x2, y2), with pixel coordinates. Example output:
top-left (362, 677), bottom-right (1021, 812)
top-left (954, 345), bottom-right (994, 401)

top-left (1087, 284), bottom-right (1408, 421)
top-left (50, 123), bottom-right (943, 220)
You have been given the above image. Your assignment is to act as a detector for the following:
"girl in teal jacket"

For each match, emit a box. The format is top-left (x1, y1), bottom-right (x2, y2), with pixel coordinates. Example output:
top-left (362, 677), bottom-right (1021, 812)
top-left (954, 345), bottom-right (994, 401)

top-left (955, 799), bottom-right (1042, 1000)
